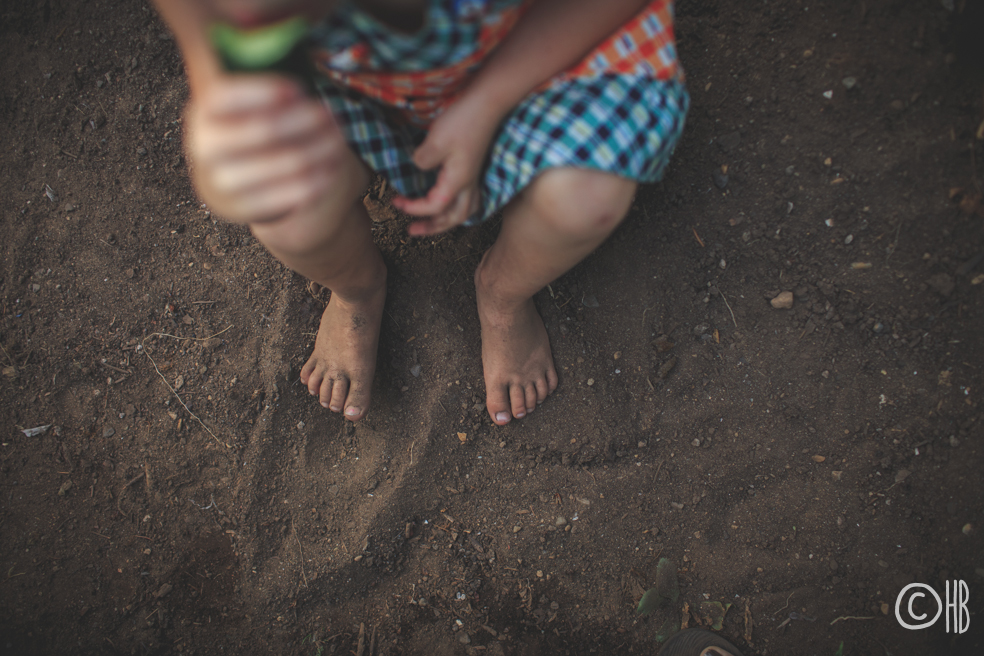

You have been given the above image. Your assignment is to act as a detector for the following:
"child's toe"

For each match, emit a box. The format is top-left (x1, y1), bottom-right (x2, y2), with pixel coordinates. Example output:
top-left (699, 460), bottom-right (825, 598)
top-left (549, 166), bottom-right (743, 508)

top-left (524, 384), bottom-right (538, 413)
top-left (319, 376), bottom-right (335, 409)
top-left (487, 384), bottom-right (512, 425)
top-left (534, 378), bottom-right (550, 404)
top-left (306, 368), bottom-right (324, 397)
top-left (328, 377), bottom-right (349, 413)
top-left (509, 385), bottom-right (527, 419)
top-left (343, 379), bottom-right (371, 421)
top-left (300, 359), bottom-right (316, 385)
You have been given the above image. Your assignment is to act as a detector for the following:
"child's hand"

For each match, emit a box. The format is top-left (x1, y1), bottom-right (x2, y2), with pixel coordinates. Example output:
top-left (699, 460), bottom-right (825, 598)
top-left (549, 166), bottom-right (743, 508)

top-left (184, 75), bottom-right (343, 224)
top-left (392, 99), bottom-right (499, 236)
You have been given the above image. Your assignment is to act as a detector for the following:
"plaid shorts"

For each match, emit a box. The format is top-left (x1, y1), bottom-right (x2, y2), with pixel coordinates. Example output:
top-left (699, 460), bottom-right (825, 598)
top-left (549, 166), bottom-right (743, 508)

top-left (312, 0), bottom-right (689, 224)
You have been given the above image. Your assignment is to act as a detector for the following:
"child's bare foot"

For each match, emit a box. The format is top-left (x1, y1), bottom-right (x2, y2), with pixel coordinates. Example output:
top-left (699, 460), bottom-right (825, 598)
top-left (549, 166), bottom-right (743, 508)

top-left (476, 271), bottom-right (559, 426)
top-left (300, 270), bottom-right (386, 422)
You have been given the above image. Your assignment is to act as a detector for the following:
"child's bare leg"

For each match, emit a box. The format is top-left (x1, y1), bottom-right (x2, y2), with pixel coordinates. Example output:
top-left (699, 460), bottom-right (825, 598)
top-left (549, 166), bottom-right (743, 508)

top-left (474, 168), bottom-right (636, 425)
top-left (249, 155), bottom-right (385, 422)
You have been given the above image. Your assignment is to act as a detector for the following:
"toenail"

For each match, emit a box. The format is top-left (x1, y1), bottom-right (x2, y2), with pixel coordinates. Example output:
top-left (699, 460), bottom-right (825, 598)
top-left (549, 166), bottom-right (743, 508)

top-left (344, 407), bottom-right (361, 417)
top-left (495, 412), bottom-right (510, 423)
top-left (321, 402), bottom-right (330, 409)
top-left (330, 405), bottom-right (342, 412)
top-left (515, 411), bottom-right (525, 418)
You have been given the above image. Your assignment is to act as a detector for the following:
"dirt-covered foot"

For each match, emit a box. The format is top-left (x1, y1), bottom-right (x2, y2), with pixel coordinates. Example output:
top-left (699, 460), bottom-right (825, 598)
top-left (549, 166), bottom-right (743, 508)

top-left (476, 273), bottom-right (559, 426)
top-left (299, 271), bottom-right (386, 422)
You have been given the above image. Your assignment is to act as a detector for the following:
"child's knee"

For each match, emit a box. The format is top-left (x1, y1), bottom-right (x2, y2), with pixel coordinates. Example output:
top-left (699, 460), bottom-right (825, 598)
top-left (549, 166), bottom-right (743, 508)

top-left (529, 168), bottom-right (636, 242)
top-left (248, 162), bottom-right (370, 257)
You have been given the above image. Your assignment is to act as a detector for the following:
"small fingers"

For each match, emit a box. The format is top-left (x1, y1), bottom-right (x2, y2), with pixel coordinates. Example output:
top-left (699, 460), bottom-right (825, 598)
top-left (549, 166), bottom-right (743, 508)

top-left (406, 190), bottom-right (475, 236)
top-left (198, 101), bottom-right (332, 164)
top-left (211, 135), bottom-right (340, 196)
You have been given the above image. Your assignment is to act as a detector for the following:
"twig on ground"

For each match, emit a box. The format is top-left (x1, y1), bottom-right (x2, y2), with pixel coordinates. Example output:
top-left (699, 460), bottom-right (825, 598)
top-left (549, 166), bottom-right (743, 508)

top-left (772, 591), bottom-right (795, 617)
top-left (146, 324), bottom-right (233, 343)
top-left (142, 350), bottom-right (231, 448)
top-left (830, 615), bottom-right (875, 626)
top-left (692, 227), bottom-right (705, 248)
top-left (719, 291), bottom-right (738, 327)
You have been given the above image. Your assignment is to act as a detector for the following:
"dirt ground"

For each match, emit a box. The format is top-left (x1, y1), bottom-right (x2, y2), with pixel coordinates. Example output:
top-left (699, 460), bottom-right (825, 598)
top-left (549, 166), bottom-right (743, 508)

top-left (2, 1), bottom-right (983, 654)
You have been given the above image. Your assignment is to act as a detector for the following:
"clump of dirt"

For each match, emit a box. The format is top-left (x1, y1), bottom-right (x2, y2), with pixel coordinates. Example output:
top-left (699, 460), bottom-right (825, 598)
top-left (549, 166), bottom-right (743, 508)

top-left (1, 1), bottom-right (982, 655)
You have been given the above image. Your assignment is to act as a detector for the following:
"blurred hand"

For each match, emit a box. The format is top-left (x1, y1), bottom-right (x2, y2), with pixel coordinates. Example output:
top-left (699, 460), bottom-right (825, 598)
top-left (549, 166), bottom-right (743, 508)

top-left (184, 74), bottom-right (345, 223)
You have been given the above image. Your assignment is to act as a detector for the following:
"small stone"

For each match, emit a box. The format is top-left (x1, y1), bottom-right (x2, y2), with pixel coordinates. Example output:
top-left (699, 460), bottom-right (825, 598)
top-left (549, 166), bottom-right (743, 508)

top-left (949, 435), bottom-right (960, 447)
top-left (513, 526), bottom-right (521, 533)
top-left (554, 516), bottom-right (567, 527)
top-left (102, 427), bottom-right (116, 438)
top-left (174, 375), bottom-right (185, 391)
top-left (829, 559), bottom-right (838, 571)
top-left (458, 633), bottom-right (471, 645)
top-left (713, 170), bottom-right (729, 189)
top-left (657, 357), bottom-right (677, 380)
top-left (670, 501), bottom-right (685, 510)
top-left (638, 441), bottom-right (647, 448)
top-left (536, 570), bottom-right (544, 578)
top-left (832, 471), bottom-right (844, 481)
top-left (154, 583), bottom-right (173, 598)
top-left (58, 480), bottom-right (73, 496)
top-left (842, 76), bottom-right (857, 90)
top-left (812, 455), bottom-right (826, 463)
top-left (771, 291), bottom-right (794, 309)
top-left (692, 438), bottom-right (702, 447)
top-left (844, 234), bottom-right (854, 245)
top-left (296, 421), bottom-right (305, 430)
top-left (409, 364), bottom-right (421, 378)
top-left (962, 523), bottom-right (973, 536)
top-left (586, 378), bottom-right (594, 386)
top-left (877, 560), bottom-right (889, 569)
top-left (894, 469), bottom-right (911, 484)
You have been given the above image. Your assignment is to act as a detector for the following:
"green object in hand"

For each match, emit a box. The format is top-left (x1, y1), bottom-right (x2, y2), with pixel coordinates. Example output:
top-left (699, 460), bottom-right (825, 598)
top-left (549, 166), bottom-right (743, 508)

top-left (210, 17), bottom-right (317, 93)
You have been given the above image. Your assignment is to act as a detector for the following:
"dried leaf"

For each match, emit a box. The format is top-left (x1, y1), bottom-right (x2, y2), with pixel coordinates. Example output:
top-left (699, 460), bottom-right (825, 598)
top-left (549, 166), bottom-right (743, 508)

top-left (699, 601), bottom-right (732, 631)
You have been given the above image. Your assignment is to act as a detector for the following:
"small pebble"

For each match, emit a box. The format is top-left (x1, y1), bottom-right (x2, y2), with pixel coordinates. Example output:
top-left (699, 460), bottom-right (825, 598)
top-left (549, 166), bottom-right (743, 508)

top-left (102, 427), bottom-right (116, 438)
top-left (770, 291), bottom-right (794, 309)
